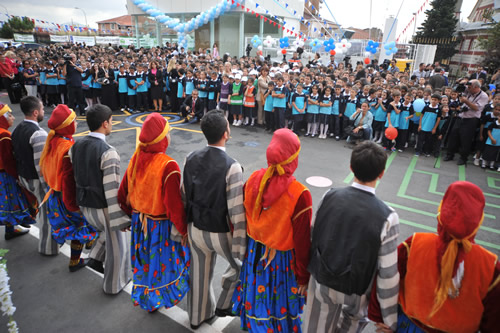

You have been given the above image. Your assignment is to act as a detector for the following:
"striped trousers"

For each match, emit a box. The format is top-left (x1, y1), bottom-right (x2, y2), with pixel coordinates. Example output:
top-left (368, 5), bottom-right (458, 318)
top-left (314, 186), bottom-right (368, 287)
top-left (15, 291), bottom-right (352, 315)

top-left (81, 207), bottom-right (131, 295)
top-left (19, 177), bottom-right (59, 256)
top-left (304, 277), bottom-right (370, 333)
top-left (187, 223), bottom-right (241, 326)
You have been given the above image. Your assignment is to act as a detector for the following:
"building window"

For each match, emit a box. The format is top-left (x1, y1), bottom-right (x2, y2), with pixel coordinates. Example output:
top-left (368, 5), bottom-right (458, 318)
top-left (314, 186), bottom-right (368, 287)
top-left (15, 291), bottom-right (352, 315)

top-left (468, 38), bottom-right (475, 50)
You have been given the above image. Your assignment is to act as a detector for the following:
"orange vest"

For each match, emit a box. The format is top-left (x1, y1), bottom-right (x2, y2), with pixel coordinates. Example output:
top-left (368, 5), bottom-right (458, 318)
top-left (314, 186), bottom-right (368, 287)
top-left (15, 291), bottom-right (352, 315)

top-left (0, 128), bottom-right (10, 171)
top-left (128, 153), bottom-right (177, 217)
top-left (244, 171), bottom-right (307, 251)
top-left (41, 137), bottom-right (73, 192)
top-left (243, 85), bottom-right (256, 107)
top-left (400, 233), bottom-right (497, 333)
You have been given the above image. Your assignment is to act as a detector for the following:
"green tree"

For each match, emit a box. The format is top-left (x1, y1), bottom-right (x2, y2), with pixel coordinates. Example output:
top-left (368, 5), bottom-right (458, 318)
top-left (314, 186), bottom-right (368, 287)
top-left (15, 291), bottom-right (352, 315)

top-left (478, 11), bottom-right (500, 72)
top-left (415, 0), bottom-right (459, 62)
top-left (0, 17), bottom-right (35, 39)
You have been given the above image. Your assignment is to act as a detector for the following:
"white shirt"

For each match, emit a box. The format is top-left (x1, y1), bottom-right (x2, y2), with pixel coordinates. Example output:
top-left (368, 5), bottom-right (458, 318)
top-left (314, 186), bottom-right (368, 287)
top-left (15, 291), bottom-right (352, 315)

top-left (207, 145), bottom-right (226, 152)
top-left (351, 181), bottom-right (376, 194)
top-left (23, 119), bottom-right (40, 127)
top-left (89, 132), bottom-right (106, 142)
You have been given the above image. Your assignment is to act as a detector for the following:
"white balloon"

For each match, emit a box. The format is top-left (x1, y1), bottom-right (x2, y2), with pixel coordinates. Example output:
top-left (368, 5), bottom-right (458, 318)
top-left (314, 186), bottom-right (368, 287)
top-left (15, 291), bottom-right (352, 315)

top-left (258, 45), bottom-right (263, 51)
top-left (341, 38), bottom-right (347, 44)
top-left (364, 51), bottom-right (371, 58)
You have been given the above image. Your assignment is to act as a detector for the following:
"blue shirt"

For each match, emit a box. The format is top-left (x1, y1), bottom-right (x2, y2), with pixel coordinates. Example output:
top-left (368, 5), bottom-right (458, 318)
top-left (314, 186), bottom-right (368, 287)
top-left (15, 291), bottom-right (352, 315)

top-left (399, 103), bottom-right (414, 130)
top-left (292, 92), bottom-right (306, 115)
top-left (421, 105), bottom-right (441, 132)
top-left (344, 98), bottom-right (357, 118)
top-left (272, 85), bottom-right (288, 108)
top-left (307, 94), bottom-right (320, 114)
top-left (264, 90), bottom-right (274, 112)
top-left (319, 95), bottom-right (332, 115)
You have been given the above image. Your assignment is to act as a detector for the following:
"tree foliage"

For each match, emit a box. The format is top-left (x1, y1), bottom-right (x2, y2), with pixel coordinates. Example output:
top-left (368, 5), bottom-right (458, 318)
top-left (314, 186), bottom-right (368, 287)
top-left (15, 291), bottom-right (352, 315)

top-left (478, 11), bottom-right (500, 72)
top-left (0, 17), bottom-right (35, 39)
top-left (415, 0), bottom-right (459, 62)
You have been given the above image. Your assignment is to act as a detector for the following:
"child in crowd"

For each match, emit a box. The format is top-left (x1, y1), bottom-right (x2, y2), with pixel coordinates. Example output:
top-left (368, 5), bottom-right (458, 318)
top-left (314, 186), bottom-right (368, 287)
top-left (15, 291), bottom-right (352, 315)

top-left (229, 74), bottom-right (244, 126)
top-left (272, 76), bottom-right (288, 130)
top-left (383, 91), bottom-right (401, 152)
top-left (207, 71), bottom-right (220, 111)
top-left (182, 69), bottom-right (195, 100)
top-left (262, 81), bottom-right (275, 132)
top-left (127, 66), bottom-right (138, 114)
top-left (218, 74), bottom-right (230, 118)
top-left (330, 85), bottom-right (343, 140)
top-left (372, 90), bottom-right (389, 143)
top-left (318, 86), bottom-right (333, 139)
top-left (416, 93), bottom-right (441, 157)
top-left (243, 77), bottom-right (257, 126)
top-left (291, 84), bottom-right (306, 136)
top-left (482, 104), bottom-right (500, 170)
top-left (196, 71), bottom-right (209, 114)
top-left (396, 93), bottom-right (414, 152)
top-left (135, 64), bottom-right (148, 112)
top-left (306, 85), bottom-right (320, 137)
top-left (117, 65), bottom-right (128, 112)
top-left (433, 105), bottom-right (451, 157)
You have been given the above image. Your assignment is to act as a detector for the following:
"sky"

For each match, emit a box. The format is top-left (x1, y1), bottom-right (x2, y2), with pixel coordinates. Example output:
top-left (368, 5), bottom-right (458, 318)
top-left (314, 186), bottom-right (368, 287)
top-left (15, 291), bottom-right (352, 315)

top-left (0, 0), bottom-right (477, 39)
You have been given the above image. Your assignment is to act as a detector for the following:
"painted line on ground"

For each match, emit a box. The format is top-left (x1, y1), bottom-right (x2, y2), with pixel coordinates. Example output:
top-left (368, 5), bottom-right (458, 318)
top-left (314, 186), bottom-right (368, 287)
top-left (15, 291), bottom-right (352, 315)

top-left (25, 225), bottom-right (229, 333)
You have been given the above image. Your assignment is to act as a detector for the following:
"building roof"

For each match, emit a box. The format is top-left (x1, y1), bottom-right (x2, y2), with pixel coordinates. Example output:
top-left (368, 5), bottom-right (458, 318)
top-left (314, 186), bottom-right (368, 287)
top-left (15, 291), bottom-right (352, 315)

top-left (346, 27), bottom-right (383, 41)
top-left (96, 15), bottom-right (132, 26)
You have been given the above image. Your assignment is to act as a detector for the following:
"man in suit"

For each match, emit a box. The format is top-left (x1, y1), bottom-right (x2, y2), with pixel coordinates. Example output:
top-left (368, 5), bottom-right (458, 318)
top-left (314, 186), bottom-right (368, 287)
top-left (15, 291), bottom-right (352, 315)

top-left (181, 89), bottom-right (203, 122)
top-left (470, 66), bottom-right (487, 81)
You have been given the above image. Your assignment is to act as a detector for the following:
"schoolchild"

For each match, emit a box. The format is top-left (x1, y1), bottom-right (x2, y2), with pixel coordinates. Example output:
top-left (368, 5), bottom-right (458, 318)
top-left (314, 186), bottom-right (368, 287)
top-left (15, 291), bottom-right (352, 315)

top-left (291, 84), bottom-right (307, 136)
top-left (318, 86), bottom-right (333, 139)
top-left (218, 74), bottom-right (231, 118)
top-left (81, 62), bottom-right (93, 110)
top-left (382, 91), bottom-right (402, 152)
top-left (127, 66), bottom-right (138, 114)
top-left (196, 71), bottom-right (209, 114)
top-left (272, 75), bottom-right (288, 130)
top-left (45, 62), bottom-right (59, 107)
top-left (229, 74), bottom-right (244, 126)
top-left (306, 85), bottom-right (320, 137)
top-left (416, 93), bottom-right (441, 156)
top-left (117, 66), bottom-right (128, 112)
top-left (433, 105), bottom-right (451, 157)
top-left (373, 90), bottom-right (390, 144)
top-left (182, 69), bottom-right (195, 100)
top-left (396, 93), bottom-right (415, 152)
top-left (207, 71), bottom-right (220, 111)
top-left (243, 77), bottom-right (257, 126)
top-left (262, 81), bottom-right (275, 132)
top-left (481, 104), bottom-right (500, 170)
top-left (330, 85), bottom-right (343, 140)
top-left (135, 64), bottom-right (148, 112)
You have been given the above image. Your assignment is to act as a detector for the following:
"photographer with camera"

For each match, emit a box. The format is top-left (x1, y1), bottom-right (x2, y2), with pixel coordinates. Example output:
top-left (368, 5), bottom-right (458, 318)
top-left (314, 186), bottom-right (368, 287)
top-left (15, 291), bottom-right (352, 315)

top-left (444, 79), bottom-right (489, 165)
top-left (62, 53), bottom-right (86, 115)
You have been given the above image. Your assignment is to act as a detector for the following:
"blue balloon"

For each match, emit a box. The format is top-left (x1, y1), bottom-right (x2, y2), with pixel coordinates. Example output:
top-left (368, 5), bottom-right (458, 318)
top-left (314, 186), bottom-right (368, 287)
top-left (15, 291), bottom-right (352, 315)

top-left (413, 99), bottom-right (426, 114)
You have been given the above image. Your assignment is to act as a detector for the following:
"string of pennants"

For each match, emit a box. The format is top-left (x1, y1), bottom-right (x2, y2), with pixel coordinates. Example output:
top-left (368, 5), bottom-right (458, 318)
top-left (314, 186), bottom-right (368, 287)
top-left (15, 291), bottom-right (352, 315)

top-left (396, 0), bottom-right (430, 42)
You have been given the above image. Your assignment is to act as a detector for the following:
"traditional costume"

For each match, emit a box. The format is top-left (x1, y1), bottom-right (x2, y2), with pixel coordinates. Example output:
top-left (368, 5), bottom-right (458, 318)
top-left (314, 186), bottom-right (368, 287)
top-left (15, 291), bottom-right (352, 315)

top-left (183, 132), bottom-right (246, 328)
top-left (11, 105), bottom-right (59, 255)
top-left (39, 105), bottom-right (97, 271)
top-left (118, 113), bottom-right (190, 312)
top-left (0, 104), bottom-right (36, 238)
top-left (305, 179), bottom-right (400, 332)
top-left (232, 128), bottom-right (312, 333)
top-left (70, 116), bottom-right (131, 294)
top-left (369, 181), bottom-right (500, 332)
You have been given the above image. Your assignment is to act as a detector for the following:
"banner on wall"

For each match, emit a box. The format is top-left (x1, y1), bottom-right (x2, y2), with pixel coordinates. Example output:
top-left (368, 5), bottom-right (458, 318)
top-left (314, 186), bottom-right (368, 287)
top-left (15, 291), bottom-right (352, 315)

top-left (70, 35), bottom-right (96, 46)
top-left (13, 33), bottom-right (35, 42)
top-left (50, 35), bottom-right (70, 43)
top-left (119, 35), bottom-right (158, 48)
top-left (95, 36), bottom-right (120, 45)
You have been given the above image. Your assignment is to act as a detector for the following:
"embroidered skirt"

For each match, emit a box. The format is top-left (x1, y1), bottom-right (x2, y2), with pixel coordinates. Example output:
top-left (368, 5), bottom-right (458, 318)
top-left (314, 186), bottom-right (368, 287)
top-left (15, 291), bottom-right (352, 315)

top-left (131, 212), bottom-right (190, 312)
top-left (47, 190), bottom-right (97, 244)
top-left (0, 171), bottom-right (35, 226)
top-left (232, 236), bottom-right (305, 332)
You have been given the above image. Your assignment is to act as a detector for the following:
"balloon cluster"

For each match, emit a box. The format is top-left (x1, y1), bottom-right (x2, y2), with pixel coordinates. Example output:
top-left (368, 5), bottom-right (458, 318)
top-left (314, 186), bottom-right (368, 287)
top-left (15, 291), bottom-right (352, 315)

top-left (365, 40), bottom-right (379, 54)
top-left (323, 38), bottom-right (336, 53)
top-left (335, 39), bottom-right (351, 55)
top-left (263, 35), bottom-right (275, 48)
top-left (279, 37), bottom-right (290, 49)
top-left (251, 35), bottom-right (262, 48)
top-left (177, 34), bottom-right (191, 49)
top-left (384, 41), bottom-right (398, 56)
top-left (293, 39), bottom-right (304, 48)
top-left (309, 38), bottom-right (322, 53)
top-left (132, 0), bottom-right (235, 34)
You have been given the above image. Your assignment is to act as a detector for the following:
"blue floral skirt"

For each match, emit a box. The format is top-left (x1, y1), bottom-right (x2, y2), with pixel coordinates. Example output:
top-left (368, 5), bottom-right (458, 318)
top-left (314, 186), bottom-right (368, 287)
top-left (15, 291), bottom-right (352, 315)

top-left (131, 212), bottom-right (190, 312)
top-left (232, 237), bottom-right (305, 333)
top-left (46, 190), bottom-right (97, 244)
top-left (0, 171), bottom-right (35, 226)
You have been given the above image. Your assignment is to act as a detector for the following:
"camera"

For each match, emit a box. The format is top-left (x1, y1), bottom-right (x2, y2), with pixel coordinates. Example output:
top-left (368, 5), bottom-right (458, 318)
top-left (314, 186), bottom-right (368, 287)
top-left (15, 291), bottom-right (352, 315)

top-left (63, 53), bottom-right (72, 61)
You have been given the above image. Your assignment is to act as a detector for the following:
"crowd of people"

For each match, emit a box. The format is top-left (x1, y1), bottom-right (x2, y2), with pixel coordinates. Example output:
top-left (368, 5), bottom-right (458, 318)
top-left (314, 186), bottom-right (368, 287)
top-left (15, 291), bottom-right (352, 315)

top-left (0, 42), bottom-right (500, 333)
top-left (0, 43), bottom-right (499, 168)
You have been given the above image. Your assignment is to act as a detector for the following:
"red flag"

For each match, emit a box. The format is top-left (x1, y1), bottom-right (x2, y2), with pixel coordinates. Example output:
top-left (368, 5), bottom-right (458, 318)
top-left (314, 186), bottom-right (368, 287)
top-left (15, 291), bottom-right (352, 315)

top-left (278, 24), bottom-right (281, 28)
top-left (264, 17), bottom-right (267, 22)
top-left (251, 10), bottom-right (254, 14)
top-left (256, 13), bottom-right (259, 18)
top-left (287, 29), bottom-right (289, 33)
top-left (273, 22), bottom-right (276, 26)
top-left (304, 38), bottom-right (307, 41)
top-left (236, 3), bottom-right (240, 7)
top-left (282, 26), bottom-right (285, 30)
top-left (231, 0), bottom-right (235, 3)
top-left (247, 8), bottom-right (250, 12)
top-left (241, 5), bottom-right (245, 9)
top-left (295, 33), bottom-right (298, 37)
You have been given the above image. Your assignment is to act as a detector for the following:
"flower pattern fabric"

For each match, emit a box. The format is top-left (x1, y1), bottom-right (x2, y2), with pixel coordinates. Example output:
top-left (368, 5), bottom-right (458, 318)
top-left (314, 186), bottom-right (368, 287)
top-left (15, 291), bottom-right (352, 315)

top-left (131, 212), bottom-right (190, 312)
top-left (46, 190), bottom-right (97, 245)
top-left (232, 237), bottom-right (305, 332)
top-left (0, 171), bottom-right (35, 226)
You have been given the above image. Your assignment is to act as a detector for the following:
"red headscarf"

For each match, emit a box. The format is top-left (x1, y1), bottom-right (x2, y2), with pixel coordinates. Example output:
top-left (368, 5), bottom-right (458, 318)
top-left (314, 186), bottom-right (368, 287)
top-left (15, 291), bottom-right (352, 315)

top-left (127, 113), bottom-right (170, 201)
top-left (39, 104), bottom-right (76, 167)
top-left (0, 104), bottom-right (12, 130)
top-left (431, 181), bottom-right (485, 317)
top-left (250, 128), bottom-right (301, 219)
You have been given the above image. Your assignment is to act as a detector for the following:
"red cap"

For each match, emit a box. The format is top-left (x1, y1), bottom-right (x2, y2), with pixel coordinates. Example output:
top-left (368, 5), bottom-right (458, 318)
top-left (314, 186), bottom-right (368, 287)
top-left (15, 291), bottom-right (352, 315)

top-left (139, 112), bottom-right (168, 144)
top-left (48, 104), bottom-right (75, 133)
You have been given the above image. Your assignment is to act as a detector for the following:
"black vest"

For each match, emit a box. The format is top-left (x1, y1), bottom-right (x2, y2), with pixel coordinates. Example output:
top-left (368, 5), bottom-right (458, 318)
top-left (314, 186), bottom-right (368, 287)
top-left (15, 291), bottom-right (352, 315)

top-left (183, 146), bottom-right (234, 233)
top-left (11, 121), bottom-right (40, 180)
top-left (309, 186), bottom-right (391, 295)
top-left (71, 136), bottom-right (109, 209)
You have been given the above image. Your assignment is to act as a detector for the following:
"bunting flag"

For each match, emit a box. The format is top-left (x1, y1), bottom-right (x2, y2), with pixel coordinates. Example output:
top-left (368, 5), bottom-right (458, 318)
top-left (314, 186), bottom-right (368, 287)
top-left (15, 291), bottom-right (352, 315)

top-left (396, 0), bottom-right (431, 42)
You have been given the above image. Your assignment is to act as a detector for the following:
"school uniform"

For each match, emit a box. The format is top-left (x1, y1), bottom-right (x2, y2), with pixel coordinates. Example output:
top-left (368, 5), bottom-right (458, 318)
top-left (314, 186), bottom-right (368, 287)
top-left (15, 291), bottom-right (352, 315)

top-left (330, 94), bottom-right (343, 138)
top-left (382, 101), bottom-right (401, 149)
top-left (45, 68), bottom-right (59, 105)
top-left (196, 79), bottom-right (209, 113)
top-left (273, 85), bottom-right (288, 129)
top-left (218, 81), bottom-right (231, 112)
top-left (482, 120), bottom-right (500, 166)
top-left (92, 74), bottom-right (102, 99)
top-left (433, 113), bottom-right (451, 156)
top-left (291, 92), bottom-right (307, 135)
top-left (117, 72), bottom-right (128, 109)
top-left (127, 72), bottom-right (137, 112)
top-left (57, 67), bottom-right (67, 104)
top-left (243, 84), bottom-right (257, 123)
top-left (38, 68), bottom-right (47, 104)
top-left (135, 71), bottom-right (148, 111)
top-left (207, 79), bottom-right (220, 111)
top-left (81, 69), bottom-right (93, 99)
top-left (396, 102), bottom-right (414, 150)
top-left (229, 82), bottom-right (244, 116)
top-left (182, 76), bottom-right (195, 100)
top-left (263, 89), bottom-right (274, 131)
top-left (417, 105), bottom-right (441, 155)
top-left (373, 99), bottom-right (389, 134)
